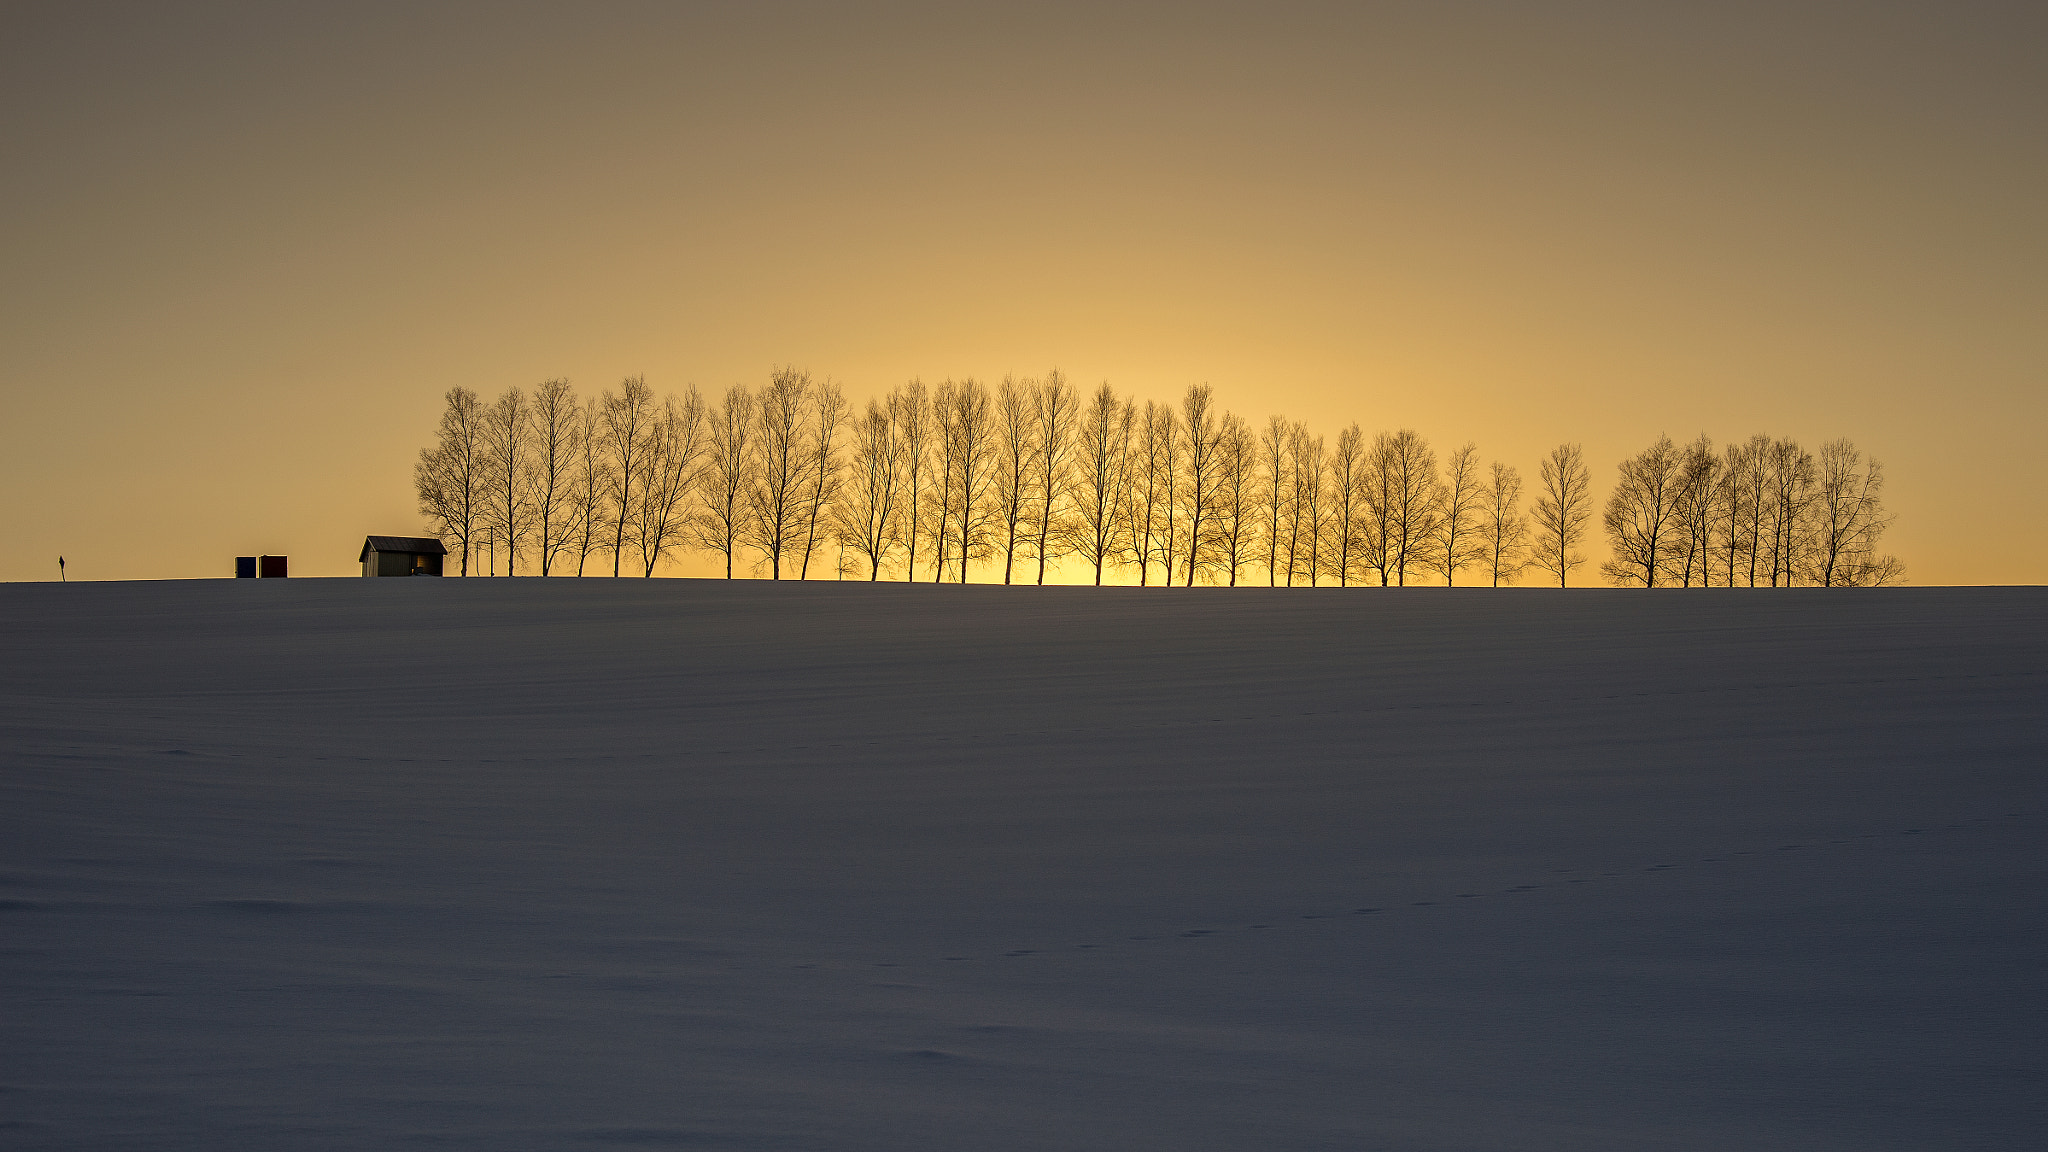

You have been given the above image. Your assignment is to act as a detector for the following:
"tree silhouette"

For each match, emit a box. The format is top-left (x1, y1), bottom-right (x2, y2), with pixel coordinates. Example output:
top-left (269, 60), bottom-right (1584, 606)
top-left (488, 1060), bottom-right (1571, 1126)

top-left (1602, 434), bottom-right (1683, 587)
top-left (1066, 383), bottom-right (1134, 586)
top-left (1030, 370), bottom-right (1078, 585)
top-left (634, 388), bottom-right (704, 577)
top-left (412, 372), bottom-right (1904, 589)
top-left (1481, 461), bottom-right (1528, 587)
top-left (1531, 442), bottom-right (1591, 587)
top-left (530, 379), bottom-right (581, 576)
top-left (601, 377), bottom-right (655, 577)
top-left (417, 386), bottom-right (484, 575)
top-left (1429, 443), bottom-right (1485, 587)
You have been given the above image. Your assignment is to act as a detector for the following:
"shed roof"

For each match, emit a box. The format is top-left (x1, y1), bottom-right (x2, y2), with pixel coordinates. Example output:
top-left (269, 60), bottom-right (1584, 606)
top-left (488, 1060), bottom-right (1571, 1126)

top-left (360, 535), bottom-right (449, 561)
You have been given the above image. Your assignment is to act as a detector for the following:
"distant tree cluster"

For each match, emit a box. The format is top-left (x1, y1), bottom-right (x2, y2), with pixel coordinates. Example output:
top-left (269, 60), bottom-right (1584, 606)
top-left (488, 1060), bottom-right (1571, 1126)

top-left (415, 370), bottom-right (1899, 587)
top-left (1600, 433), bottom-right (1900, 588)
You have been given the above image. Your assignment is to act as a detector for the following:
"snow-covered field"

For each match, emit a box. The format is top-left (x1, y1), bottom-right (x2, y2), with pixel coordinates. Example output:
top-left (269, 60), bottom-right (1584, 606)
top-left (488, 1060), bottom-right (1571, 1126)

top-left (3, 579), bottom-right (2043, 1151)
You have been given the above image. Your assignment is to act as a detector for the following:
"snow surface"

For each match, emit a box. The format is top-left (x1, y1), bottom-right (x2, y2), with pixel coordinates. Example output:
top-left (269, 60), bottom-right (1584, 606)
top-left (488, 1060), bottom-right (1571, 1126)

top-left (3, 579), bottom-right (2044, 1151)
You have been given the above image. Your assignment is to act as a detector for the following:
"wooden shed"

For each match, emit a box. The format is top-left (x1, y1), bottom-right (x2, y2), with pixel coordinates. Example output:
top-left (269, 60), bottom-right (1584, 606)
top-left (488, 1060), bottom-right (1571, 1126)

top-left (360, 536), bottom-right (447, 577)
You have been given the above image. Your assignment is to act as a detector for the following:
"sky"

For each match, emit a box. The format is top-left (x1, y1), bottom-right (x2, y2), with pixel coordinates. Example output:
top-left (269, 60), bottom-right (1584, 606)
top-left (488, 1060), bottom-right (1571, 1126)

top-left (2, 1), bottom-right (2042, 584)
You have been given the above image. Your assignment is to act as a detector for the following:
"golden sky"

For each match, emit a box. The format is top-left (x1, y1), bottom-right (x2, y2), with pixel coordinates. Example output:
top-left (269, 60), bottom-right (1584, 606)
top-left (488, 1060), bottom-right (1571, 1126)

top-left (3, 3), bottom-right (2042, 584)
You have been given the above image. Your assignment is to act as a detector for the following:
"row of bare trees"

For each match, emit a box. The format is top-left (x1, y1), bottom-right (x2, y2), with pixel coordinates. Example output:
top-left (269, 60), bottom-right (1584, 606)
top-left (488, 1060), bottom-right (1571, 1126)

top-left (1600, 434), bottom-right (1900, 588)
top-left (416, 370), bottom-right (1898, 586)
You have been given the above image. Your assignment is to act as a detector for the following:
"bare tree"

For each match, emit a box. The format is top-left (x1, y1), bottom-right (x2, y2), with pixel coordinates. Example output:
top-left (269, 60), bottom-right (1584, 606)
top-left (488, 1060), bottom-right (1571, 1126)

top-left (948, 378), bottom-right (997, 583)
top-left (1287, 424), bottom-right (1326, 585)
top-left (601, 376), bottom-right (656, 576)
top-left (1429, 443), bottom-right (1485, 586)
top-left (1324, 424), bottom-right (1365, 586)
top-left (1726, 434), bottom-right (1771, 586)
top-left (892, 381), bottom-right (933, 582)
top-left (416, 386), bottom-right (485, 575)
top-left (1718, 437), bottom-right (1754, 587)
top-left (1358, 431), bottom-right (1396, 586)
top-left (1260, 415), bottom-right (1290, 586)
top-left (1481, 460), bottom-right (1528, 587)
top-left (1153, 403), bottom-right (1185, 582)
top-left (747, 367), bottom-right (813, 580)
top-left (924, 380), bottom-right (960, 582)
top-left (634, 386), bottom-right (706, 576)
top-left (1811, 438), bottom-right (1901, 586)
top-left (992, 375), bottom-right (1039, 584)
top-left (1762, 437), bottom-right (1815, 586)
top-left (1126, 401), bottom-right (1174, 586)
top-left (482, 386), bottom-right (532, 575)
top-left (1029, 369), bottom-right (1078, 584)
top-left (1531, 442), bottom-right (1592, 587)
top-left (795, 378), bottom-right (846, 579)
top-left (891, 381), bottom-right (931, 582)
top-left (415, 445), bottom-right (463, 569)
top-left (567, 397), bottom-right (609, 575)
top-left (834, 397), bottom-right (904, 579)
top-left (1668, 435), bottom-right (1721, 587)
top-left (529, 379), bottom-right (581, 576)
top-left (1379, 429), bottom-right (1437, 587)
top-left (1281, 422), bottom-right (1308, 584)
top-left (1065, 383), bottom-right (1134, 585)
top-left (1210, 412), bottom-right (1257, 585)
top-left (1602, 434), bottom-right (1684, 587)
top-left (1177, 384), bottom-right (1223, 586)
top-left (692, 384), bottom-right (754, 579)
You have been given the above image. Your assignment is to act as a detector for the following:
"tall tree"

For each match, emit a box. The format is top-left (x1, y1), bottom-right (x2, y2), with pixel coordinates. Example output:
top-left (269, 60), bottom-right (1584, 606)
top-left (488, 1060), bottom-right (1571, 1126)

top-left (948, 378), bottom-right (996, 583)
top-left (1178, 384), bottom-right (1221, 586)
top-left (1127, 401), bottom-right (1173, 586)
top-left (1324, 424), bottom-right (1365, 586)
top-left (1287, 424), bottom-right (1326, 586)
top-left (1066, 383), bottom-right (1134, 586)
top-left (567, 397), bottom-right (609, 575)
top-left (893, 381), bottom-right (931, 583)
top-left (1601, 434), bottom-right (1684, 587)
top-left (795, 378), bottom-right (846, 579)
top-left (529, 378), bottom-right (581, 576)
top-left (834, 397), bottom-right (904, 579)
top-left (601, 376), bottom-right (655, 576)
top-left (992, 374), bottom-right (1039, 584)
top-left (747, 367), bottom-right (813, 580)
top-left (1210, 412), bottom-right (1256, 586)
top-left (1029, 369), bottom-right (1078, 585)
top-left (1153, 403), bottom-right (1184, 582)
top-left (634, 387), bottom-right (705, 577)
top-left (1260, 415), bottom-right (1290, 586)
top-left (924, 380), bottom-right (960, 582)
top-left (1811, 438), bottom-right (1900, 586)
top-left (1719, 437), bottom-right (1759, 587)
top-left (1481, 460), bottom-right (1528, 587)
top-left (1531, 442), bottom-right (1592, 587)
top-left (483, 386), bottom-right (532, 575)
top-left (1669, 435), bottom-right (1722, 587)
top-left (1429, 443), bottom-right (1485, 586)
top-left (1380, 429), bottom-right (1437, 586)
top-left (1762, 437), bottom-right (1815, 586)
top-left (1358, 431), bottom-right (1396, 586)
top-left (692, 384), bottom-right (754, 579)
top-left (415, 386), bottom-right (485, 575)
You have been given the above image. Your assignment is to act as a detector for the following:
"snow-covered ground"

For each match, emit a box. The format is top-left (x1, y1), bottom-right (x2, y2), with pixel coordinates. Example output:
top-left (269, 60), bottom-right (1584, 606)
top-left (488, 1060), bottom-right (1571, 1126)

top-left (4, 579), bottom-right (2043, 1151)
